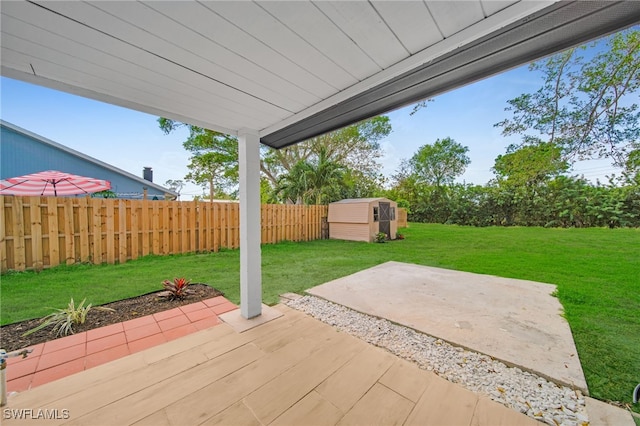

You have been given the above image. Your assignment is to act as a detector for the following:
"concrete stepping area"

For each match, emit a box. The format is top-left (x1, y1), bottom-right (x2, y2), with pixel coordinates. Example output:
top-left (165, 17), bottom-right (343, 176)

top-left (307, 261), bottom-right (588, 392)
top-left (5, 296), bottom-right (238, 393)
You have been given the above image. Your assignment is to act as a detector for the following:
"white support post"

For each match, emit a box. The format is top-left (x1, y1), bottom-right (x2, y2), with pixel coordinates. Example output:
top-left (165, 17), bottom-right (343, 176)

top-left (238, 129), bottom-right (262, 319)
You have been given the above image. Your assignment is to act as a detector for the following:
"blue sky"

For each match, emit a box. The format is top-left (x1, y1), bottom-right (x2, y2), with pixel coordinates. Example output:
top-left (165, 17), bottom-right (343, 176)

top-left (0, 57), bottom-right (619, 200)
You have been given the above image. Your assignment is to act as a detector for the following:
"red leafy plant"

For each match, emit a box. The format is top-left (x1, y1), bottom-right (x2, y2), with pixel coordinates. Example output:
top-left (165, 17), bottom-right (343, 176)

top-left (159, 277), bottom-right (192, 300)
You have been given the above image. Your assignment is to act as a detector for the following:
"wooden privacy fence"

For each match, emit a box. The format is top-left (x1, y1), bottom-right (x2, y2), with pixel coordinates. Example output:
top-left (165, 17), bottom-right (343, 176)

top-left (0, 196), bottom-right (328, 272)
top-left (397, 208), bottom-right (408, 228)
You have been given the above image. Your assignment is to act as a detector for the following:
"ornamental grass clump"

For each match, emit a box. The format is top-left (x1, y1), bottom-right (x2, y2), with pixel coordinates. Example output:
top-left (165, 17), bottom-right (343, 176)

top-left (159, 277), bottom-right (192, 300)
top-left (22, 298), bottom-right (114, 337)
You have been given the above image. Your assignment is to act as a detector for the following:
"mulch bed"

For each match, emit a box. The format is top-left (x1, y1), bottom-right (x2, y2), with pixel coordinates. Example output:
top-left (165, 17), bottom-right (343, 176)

top-left (1, 284), bottom-right (223, 352)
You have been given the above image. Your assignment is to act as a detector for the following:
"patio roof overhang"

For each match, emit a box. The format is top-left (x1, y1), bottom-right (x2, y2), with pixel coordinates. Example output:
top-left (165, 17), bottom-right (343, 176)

top-left (3, 1), bottom-right (639, 149)
top-left (2, 0), bottom-right (639, 318)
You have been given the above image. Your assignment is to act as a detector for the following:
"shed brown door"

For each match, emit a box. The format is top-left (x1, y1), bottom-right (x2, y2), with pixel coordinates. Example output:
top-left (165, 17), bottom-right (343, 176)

top-left (379, 202), bottom-right (390, 239)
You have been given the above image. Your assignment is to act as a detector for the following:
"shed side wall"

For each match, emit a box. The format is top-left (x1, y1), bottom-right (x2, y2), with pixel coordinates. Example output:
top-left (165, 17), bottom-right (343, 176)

top-left (329, 223), bottom-right (371, 242)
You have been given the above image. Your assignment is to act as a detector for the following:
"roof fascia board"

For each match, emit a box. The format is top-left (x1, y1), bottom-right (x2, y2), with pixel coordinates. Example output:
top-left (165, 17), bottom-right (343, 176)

top-left (261, 1), bottom-right (640, 149)
top-left (259, 0), bottom-right (554, 139)
top-left (1, 119), bottom-right (178, 196)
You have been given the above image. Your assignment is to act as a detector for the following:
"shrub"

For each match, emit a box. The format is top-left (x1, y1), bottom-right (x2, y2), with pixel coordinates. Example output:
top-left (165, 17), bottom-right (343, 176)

top-left (22, 298), bottom-right (114, 337)
top-left (374, 232), bottom-right (387, 243)
top-left (159, 277), bottom-right (192, 300)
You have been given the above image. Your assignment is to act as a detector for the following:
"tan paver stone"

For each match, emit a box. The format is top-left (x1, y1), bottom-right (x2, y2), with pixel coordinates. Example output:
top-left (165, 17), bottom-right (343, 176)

top-left (202, 401), bottom-right (262, 426)
top-left (253, 316), bottom-right (324, 353)
top-left (164, 330), bottom-right (339, 425)
top-left (336, 383), bottom-right (414, 426)
top-left (316, 344), bottom-right (395, 412)
top-left (141, 321), bottom-right (235, 364)
top-left (404, 375), bottom-right (478, 426)
top-left (272, 303), bottom-right (300, 314)
top-left (198, 326), bottom-right (257, 360)
top-left (378, 359), bottom-right (433, 403)
top-left (471, 396), bottom-right (540, 426)
top-left (132, 409), bottom-right (172, 426)
top-left (64, 344), bottom-right (263, 426)
top-left (243, 332), bottom-right (365, 424)
top-left (271, 391), bottom-right (344, 426)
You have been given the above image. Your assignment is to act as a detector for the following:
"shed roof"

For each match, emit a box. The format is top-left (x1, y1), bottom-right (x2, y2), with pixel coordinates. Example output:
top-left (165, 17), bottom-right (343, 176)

top-left (331, 198), bottom-right (393, 205)
top-left (0, 120), bottom-right (177, 197)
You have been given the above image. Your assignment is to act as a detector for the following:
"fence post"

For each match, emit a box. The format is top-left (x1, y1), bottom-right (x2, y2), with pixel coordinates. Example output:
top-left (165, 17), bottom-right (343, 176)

top-left (29, 197), bottom-right (43, 270)
top-left (0, 196), bottom-right (6, 272)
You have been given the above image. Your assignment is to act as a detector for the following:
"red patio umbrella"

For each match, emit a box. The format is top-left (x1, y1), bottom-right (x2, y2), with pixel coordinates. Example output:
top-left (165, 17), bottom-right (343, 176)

top-left (0, 170), bottom-right (111, 196)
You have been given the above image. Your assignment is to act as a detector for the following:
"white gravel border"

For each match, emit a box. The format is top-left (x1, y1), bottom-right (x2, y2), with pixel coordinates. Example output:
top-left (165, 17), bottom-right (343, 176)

top-left (286, 295), bottom-right (588, 426)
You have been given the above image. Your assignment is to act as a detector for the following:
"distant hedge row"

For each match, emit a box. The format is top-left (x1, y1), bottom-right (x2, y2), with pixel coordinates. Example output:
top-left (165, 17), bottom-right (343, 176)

top-left (404, 176), bottom-right (639, 228)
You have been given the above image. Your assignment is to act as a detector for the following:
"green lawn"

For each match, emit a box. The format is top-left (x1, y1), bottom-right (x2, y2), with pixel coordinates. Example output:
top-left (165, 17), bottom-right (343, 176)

top-left (1, 223), bottom-right (638, 411)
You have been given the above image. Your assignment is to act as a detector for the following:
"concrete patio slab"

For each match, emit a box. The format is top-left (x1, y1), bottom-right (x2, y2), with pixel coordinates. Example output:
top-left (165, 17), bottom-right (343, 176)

top-left (307, 261), bottom-right (588, 392)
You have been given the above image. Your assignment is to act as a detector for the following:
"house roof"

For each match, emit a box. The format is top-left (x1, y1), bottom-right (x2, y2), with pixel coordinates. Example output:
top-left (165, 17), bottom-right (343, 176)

top-left (0, 120), bottom-right (178, 197)
top-left (2, 1), bottom-right (638, 149)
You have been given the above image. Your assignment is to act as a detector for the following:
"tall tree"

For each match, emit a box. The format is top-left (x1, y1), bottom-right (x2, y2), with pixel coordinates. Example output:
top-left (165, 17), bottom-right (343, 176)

top-left (623, 148), bottom-right (640, 185)
top-left (492, 142), bottom-right (569, 187)
top-left (409, 137), bottom-right (471, 189)
top-left (392, 138), bottom-right (471, 224)
top-left (159, 119), bottom-right (238, 200)
top-left (261, 116), bottom-right (391, 186)
top-left (495, 29), bottom-right (640, 167)
top-left (160, 116), bottom-right (391, 202)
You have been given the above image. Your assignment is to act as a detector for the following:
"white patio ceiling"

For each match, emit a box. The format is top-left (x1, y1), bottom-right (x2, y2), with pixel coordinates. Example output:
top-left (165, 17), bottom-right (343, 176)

top-left (2, 1), bottom-right (639, 149)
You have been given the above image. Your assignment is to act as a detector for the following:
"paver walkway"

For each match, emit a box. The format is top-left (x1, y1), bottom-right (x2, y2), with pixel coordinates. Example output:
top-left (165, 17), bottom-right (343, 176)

top-left (4, 304), bottom-right (539, 425)
top-left (5, 296), bottom-right (238, 393)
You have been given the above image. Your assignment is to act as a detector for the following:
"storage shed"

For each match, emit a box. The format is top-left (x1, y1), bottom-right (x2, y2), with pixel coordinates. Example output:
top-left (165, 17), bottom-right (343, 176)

top-left (328, 198), bottom-right (398, 243)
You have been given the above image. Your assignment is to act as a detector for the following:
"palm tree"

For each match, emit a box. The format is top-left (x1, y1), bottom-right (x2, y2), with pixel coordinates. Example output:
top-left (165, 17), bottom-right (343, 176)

top-left (305, 147), bottom-right (344, 205)
top-left (276, 161), bottom-right (311, 204)
top-left (276, 147), bottom-right (344, 204)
